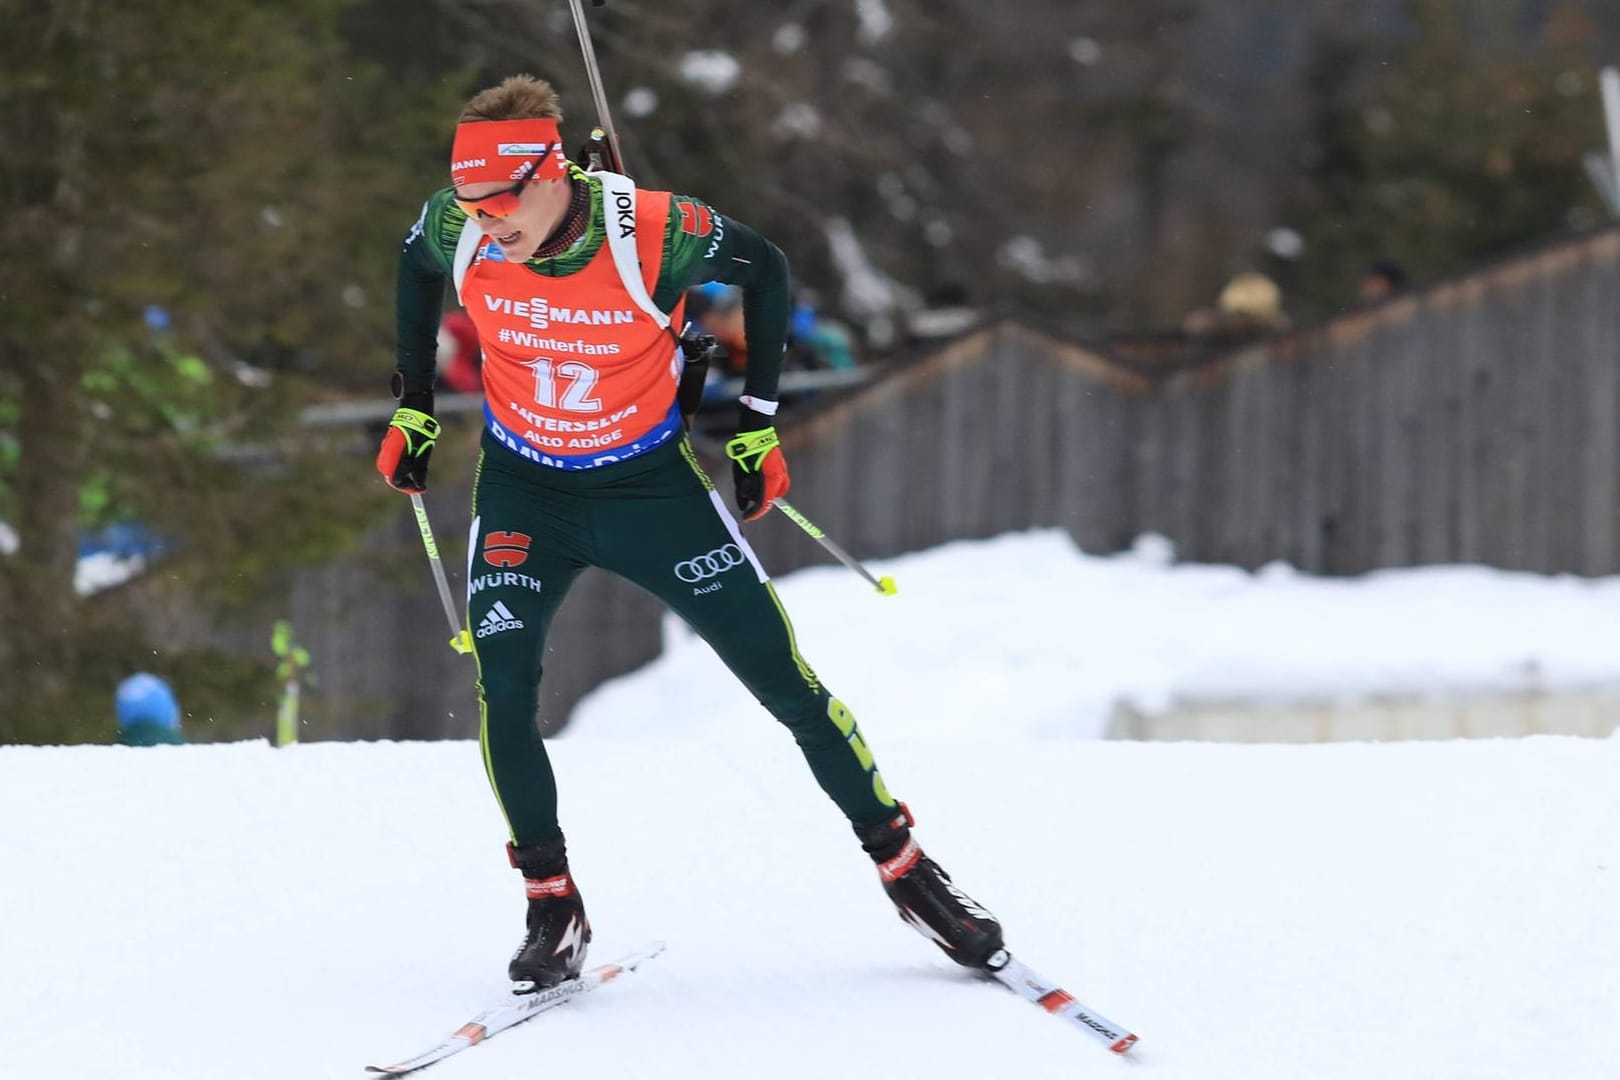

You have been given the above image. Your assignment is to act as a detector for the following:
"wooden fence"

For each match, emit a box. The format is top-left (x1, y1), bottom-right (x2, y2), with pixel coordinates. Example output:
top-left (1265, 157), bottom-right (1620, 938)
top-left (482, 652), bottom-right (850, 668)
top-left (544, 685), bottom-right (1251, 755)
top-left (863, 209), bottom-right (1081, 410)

top-left (181, 222), bottom-right (1620, 739)
top-left (1132, 226), bottom-right (1620, 574)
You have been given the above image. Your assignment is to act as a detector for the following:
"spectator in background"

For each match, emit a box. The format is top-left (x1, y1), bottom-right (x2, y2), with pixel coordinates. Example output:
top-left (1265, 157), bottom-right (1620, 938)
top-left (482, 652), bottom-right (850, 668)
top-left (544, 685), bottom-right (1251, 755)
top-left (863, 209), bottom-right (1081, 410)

top-left (436, 308), bottom-right (483, 393)
top-left (115, 673), bottom-right (185, 746)
top-left (689, 282), bottom-right (860, 377)
top-left (788, 295), bottom-right (857, 371)
top-left (1183, 271), bottom-right (1290, 341)
top-left (1358, 259), bottom-right (1407, 302)
top-left (686, 281), bottom-right (749, 378)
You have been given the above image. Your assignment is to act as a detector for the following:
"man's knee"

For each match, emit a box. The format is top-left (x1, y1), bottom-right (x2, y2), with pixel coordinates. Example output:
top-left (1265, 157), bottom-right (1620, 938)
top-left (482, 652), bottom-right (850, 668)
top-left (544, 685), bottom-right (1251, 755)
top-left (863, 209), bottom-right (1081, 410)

top-left (765, 687), bottom-right (842, 744)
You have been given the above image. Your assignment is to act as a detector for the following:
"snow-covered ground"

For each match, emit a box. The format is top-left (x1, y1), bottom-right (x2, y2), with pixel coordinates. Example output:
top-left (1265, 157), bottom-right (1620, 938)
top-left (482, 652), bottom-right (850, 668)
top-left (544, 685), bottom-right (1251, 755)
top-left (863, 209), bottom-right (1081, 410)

top-left (0, 522), bottom-right (147, 595)
top-left (4, 531), bottom-right (1619, 1079)
top-left (579, 530), bottom-right (1620, 741)
top-left (3, 737), bottom-right (1615, 1079)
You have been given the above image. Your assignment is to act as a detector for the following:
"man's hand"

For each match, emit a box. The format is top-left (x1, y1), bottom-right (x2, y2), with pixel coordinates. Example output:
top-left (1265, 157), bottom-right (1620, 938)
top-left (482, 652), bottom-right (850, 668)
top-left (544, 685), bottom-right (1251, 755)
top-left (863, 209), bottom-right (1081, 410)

top-left (375, 389), bottom-right (439, 493)
top-left (725, 404), bottom-right (789, 521)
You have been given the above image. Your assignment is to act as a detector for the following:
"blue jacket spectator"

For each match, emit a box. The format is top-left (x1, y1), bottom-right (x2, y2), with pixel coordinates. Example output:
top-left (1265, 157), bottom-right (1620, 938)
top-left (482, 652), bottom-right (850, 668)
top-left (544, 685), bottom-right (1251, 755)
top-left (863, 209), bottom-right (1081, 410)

top-left (115, 674), bottom-right (186, 746)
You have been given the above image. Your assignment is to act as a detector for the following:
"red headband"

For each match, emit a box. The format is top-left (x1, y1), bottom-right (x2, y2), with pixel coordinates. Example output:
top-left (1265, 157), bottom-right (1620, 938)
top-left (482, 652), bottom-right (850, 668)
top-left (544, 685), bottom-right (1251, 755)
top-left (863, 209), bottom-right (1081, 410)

top-left (450, 118), bottom-right (567, 188)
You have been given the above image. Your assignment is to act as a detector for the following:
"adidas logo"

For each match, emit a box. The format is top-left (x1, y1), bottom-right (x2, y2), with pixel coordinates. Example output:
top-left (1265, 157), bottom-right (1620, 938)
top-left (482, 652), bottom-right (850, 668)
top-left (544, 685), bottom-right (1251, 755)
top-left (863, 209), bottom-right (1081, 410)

top-left (476, 600), bottom-right (525, 638)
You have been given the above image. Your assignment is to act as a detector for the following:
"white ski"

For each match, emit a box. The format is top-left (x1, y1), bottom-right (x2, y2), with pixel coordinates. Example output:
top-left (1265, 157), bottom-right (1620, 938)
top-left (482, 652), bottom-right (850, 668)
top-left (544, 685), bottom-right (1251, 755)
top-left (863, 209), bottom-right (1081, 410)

top-left (986, 949), bottom-right (1139, 1055)
top-left (364, 942), bottom-right (665, 1076)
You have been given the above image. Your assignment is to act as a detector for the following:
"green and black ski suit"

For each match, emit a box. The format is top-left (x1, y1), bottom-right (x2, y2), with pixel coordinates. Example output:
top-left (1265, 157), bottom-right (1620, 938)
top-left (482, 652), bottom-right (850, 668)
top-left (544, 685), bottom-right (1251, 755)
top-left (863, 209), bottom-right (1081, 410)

top-left (396, 168), bottom-right (897, 846)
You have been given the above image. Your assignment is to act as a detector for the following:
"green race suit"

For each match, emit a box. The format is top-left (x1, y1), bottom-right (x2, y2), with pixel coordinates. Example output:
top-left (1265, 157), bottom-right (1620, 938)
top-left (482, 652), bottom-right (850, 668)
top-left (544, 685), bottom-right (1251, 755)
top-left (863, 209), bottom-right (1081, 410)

top-left (395, 169), bottom-right (898, 846)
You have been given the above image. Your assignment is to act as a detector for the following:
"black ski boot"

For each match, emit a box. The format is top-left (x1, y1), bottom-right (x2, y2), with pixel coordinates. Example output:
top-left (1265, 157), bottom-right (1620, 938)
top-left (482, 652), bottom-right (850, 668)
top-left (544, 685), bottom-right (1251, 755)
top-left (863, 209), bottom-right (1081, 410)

top-left (858, 805), bottom-right (1005, 969)
top-left (506, 839), bottom-right (591, 992)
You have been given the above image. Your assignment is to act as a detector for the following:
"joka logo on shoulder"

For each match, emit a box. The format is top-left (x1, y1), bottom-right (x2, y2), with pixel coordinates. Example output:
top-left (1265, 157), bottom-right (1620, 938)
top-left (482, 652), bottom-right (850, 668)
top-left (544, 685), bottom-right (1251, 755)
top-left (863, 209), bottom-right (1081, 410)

top-left (476, 601), bottom-right (525, 639)
top-left (484, 531), bottom-right (532, 568)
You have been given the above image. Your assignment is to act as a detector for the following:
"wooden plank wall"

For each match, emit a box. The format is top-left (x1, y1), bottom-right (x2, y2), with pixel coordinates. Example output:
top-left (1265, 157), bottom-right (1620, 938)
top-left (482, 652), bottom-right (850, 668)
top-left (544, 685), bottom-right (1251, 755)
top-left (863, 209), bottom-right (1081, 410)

top-left (175, 225), bottom-right (1620, 739)
top-left (284, 323), bottom-right (1142, 740)
top-left (303, 468), bottom-right (668, 739)
top-left (1139, 229), bottom-right (1620, 573)
top-left (734, 323), bottom-right (1146, 576)
top-left (145, 429), bottom-right (668, 741)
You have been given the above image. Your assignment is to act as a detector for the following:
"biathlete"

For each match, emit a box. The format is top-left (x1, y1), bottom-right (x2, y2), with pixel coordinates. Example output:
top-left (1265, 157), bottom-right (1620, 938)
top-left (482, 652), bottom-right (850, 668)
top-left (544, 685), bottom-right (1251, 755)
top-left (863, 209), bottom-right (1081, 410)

top-left (377, 74), bottom-right (1004, 991)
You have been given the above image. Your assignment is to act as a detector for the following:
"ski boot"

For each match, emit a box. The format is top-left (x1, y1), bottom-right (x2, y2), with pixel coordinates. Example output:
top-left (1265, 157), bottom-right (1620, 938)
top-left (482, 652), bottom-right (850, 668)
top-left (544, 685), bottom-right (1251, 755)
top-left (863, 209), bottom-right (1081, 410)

top-left (858, 804), bottom-right (1005, 969)
top-left (506, 838), bottom-right (591, 992)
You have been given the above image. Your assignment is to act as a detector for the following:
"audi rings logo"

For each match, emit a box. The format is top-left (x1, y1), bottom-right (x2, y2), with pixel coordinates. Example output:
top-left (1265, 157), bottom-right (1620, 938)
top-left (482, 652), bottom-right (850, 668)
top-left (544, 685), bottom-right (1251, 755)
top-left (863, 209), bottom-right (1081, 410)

top-left (673, 544), bottom-right (745, 583)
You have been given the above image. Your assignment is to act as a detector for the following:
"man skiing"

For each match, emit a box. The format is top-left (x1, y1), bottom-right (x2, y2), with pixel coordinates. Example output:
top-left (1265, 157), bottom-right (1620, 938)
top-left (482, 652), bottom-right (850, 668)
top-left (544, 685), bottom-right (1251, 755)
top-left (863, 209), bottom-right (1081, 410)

top-left (378, 75), bottom-right (1004, 992)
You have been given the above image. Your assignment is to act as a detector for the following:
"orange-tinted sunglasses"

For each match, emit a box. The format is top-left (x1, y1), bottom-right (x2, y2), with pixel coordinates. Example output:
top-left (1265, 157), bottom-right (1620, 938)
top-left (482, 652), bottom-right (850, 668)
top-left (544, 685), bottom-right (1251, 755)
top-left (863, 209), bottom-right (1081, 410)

top-left (452, 146), bottom-right (552, 219)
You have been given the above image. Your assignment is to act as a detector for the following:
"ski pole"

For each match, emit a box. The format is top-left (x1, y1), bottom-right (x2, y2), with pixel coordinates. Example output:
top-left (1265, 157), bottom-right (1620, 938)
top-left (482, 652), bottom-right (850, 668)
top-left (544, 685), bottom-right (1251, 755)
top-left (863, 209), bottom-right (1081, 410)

top-left (772, 500), bottom-right (897, 596)
top-left (566, 0), bottom-right (624, 172)
top-left (409, 493), bottom-right (474, 654)
top-left (560, 1), bottom-right (885, 603)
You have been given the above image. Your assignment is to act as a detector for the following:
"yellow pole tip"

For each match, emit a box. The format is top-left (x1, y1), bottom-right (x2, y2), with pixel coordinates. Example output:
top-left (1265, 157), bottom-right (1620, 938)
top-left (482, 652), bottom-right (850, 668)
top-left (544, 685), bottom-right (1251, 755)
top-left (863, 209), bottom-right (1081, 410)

top-left (451, 631), bottom-right (474, 654)
top-left (877, 576), bottom-right (898, 596)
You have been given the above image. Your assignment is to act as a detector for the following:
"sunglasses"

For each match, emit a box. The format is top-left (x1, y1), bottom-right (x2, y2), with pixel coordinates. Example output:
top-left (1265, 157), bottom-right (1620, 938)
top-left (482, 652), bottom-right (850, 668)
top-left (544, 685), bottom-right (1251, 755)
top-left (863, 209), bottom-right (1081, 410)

top-left (453, 145), bottom-right (553, 219)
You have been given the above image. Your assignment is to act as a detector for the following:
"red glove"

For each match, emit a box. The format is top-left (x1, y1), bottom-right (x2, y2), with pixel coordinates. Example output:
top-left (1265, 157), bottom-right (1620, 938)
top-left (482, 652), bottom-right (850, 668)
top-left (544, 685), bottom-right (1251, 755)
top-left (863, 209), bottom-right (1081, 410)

top-left (375, 390), bottom-right (438, 493)
top-left (725, 405), bottom-right (789, 521)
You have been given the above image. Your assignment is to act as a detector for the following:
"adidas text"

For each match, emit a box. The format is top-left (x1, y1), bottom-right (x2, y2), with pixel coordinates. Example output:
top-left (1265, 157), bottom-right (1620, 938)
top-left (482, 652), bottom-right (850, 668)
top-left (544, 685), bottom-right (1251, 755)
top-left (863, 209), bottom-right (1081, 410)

top-left (477, 601), bottom-right (526, 638)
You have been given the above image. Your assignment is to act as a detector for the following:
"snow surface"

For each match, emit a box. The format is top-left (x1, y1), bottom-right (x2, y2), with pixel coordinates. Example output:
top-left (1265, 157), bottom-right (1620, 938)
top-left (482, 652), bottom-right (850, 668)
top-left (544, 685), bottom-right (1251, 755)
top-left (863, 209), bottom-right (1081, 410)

top-left (3, 738), bottom-right (1615, 1079)
top-left (0, 523), bottom-right (145, 595)
top-left (677, 51), bottom-right (740, 94)
top-left (4, 530), bottom-right (1619, 1078)
top-left (854, 0), bottom-right (895, 45)
top-left (825, 216), bottom-right (918, 319)
top-left (577, 530), bottom-right (1620, 741)
top-left (74, 551), bottom-right (145, 595)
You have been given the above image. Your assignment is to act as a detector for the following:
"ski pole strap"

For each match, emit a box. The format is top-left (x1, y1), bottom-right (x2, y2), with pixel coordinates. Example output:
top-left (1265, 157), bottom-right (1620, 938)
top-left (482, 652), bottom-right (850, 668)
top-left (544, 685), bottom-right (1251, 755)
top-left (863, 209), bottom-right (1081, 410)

top-left (725, 427), bottom-right (780, 472)
top-left (389, 408), bottom-right (440, 454)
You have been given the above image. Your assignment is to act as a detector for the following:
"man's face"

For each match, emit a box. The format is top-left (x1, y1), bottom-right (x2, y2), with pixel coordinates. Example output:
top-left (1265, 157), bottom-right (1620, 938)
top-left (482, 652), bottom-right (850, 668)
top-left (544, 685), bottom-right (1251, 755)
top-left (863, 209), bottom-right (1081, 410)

top-left (456, 175), bottom-right (572, 261)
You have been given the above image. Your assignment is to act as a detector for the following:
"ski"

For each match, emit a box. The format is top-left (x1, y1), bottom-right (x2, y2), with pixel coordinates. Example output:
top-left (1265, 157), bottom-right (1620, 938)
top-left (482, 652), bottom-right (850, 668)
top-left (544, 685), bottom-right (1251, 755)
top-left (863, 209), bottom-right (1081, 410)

top-left (364, 941), bottom-right (665, 1076)
top-left (985, 949), bottom-right (1139, 1055)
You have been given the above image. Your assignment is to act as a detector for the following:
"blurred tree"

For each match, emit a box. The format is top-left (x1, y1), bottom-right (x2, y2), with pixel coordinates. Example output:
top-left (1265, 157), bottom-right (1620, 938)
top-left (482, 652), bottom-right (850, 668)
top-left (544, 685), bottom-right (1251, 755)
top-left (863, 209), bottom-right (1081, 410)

top-left (0, 0), bottom-right (458, 740)
top-left (1286, 0), bottom-right (1606, 317)
top-left (389, 0), bottom-right (1210, 335)
top-left (7, 0), bottom-right (1620, 741)
top-left (261, 0), bottom-right (1620, 338)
